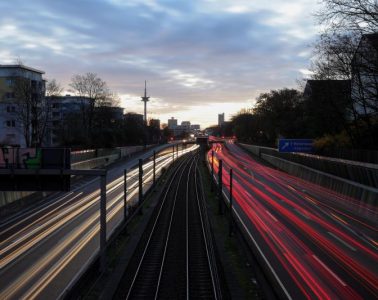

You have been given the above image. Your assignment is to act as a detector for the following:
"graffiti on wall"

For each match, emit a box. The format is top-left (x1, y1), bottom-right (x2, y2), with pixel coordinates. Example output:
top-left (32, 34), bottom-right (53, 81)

top-left (0, 148), bottom-right (42, 169)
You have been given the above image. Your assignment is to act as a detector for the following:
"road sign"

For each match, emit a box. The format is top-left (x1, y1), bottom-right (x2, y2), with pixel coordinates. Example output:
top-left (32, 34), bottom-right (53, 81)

top-left (278, 139), bottom-right (313, 153)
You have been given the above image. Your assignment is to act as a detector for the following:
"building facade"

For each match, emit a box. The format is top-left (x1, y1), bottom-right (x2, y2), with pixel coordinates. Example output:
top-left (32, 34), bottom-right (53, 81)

top-left (351, 33), bottom-right (378, 117)
top-left (46, 95), bottom-right (93, 146)
top-left (168, 117), bottom-right (178, 129)
top-left (0, 65), bottom-right (45, 147)
top-left (218, 113), bottom-right (225, 127)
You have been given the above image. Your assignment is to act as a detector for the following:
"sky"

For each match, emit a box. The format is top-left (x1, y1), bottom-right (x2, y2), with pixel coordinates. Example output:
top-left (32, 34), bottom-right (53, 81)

top-left (0, 0), bottom-right (322, 128)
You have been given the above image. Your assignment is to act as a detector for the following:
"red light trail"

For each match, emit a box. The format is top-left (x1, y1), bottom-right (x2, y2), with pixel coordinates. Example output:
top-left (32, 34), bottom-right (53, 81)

top-left (208, 141), bottom-right (377, 299)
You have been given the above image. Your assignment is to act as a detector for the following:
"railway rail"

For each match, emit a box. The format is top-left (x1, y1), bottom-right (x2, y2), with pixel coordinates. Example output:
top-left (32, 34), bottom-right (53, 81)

top-left (115, 151), bottom-right (223, 299)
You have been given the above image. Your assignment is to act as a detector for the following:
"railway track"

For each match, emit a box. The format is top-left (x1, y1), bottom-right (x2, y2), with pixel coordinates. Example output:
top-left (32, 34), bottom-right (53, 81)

top-left (115, 151), bottom-right (223, 299)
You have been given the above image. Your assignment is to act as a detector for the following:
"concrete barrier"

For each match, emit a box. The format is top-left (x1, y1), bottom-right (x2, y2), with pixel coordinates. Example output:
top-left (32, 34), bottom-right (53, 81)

top-left (261, 153), bottom-right (378, 208)
top-left (238, 143), bottom-right (378, 189)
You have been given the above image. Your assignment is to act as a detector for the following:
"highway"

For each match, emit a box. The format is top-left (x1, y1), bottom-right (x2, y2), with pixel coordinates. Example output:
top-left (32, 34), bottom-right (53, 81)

top-left (0, 143), bottom-right (198, 299)
top-left (209, 140), bottom-right (377, 299)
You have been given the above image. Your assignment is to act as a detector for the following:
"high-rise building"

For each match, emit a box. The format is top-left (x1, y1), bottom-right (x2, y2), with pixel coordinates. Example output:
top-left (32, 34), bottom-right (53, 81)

top-left (181, 121), bottom-right (191, 131)
top-left (218, 113), bottom-right (225, 127)
top-left (0, 64), bottom-right (46, 147)
top-left (168, 117), bottom-right (177, 129)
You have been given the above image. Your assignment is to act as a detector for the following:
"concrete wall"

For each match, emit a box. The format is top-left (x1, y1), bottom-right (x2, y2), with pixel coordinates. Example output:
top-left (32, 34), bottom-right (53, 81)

top-left (238, 143), bottom-right (378, 188)
top-left (262, 153), bottom-right (378, 209)
top-left (0, 145), bottom-right (154, 209)
top-left (238, 143), bottom-right (378, 207)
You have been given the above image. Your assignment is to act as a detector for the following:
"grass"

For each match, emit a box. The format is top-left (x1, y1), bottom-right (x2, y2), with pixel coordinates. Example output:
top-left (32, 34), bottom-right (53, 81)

top-left (198, 160), bottom-right (262, 299)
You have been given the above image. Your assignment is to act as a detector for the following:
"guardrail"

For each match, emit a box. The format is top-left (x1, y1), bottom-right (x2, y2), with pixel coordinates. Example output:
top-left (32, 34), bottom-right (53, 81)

top-left (238, 143), bottom-right (378, 189)
top-left (238, 143), bottom-right (378, 205)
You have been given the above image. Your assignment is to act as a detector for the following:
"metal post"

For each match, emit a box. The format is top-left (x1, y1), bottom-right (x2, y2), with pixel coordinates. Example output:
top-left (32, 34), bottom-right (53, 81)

top-left (229, 168), bottom-right (233, 236)
top-left (123, 169), bottom-right (127, 220)
top-left (153, 150), bottom-right (156, 185)
top-left (138, 158), bottom-right (143, 214)
top-left (176, 143), bottom-right (179, 158)
top-left (218, 159), bottom-right (223, 215)
top-left (172, 145), bottom-right (175, 162)
top-left (211, 150), bottom-right (214, 192)
top-left (100, 173), bottom-right (107, 272)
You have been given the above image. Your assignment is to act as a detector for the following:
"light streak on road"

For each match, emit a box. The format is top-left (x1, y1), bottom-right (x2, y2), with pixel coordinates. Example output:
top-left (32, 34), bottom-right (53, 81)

top-left (208, 141), bottom-right (378, 299)
top-left (0, 144), bottom-right (198, 299)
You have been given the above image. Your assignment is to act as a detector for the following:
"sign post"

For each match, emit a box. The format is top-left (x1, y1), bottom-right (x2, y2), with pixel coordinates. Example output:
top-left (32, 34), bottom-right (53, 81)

top-left (278, 139), bottom-right (313, 153)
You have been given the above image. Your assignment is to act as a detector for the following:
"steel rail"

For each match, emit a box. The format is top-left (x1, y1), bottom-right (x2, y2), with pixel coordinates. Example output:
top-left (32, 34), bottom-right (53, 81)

top-left (125, 154), bottom-right (192, 299)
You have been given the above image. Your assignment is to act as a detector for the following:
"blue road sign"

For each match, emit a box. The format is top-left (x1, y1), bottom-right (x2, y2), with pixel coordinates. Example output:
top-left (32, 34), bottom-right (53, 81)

top-left (278, 139), bottom-right (313, 153)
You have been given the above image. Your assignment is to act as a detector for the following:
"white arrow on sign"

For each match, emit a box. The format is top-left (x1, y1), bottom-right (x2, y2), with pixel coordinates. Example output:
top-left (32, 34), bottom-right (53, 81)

top-left (282, 142), bottom-right (290, 150)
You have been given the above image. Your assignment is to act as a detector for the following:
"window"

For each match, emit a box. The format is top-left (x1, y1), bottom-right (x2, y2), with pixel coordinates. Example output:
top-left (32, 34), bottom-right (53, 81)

top-left (52, 103), bottom-right (60, 108)
top-left (52, 112), bottom-right (60, 117)
top-left (6, 79), bottom-right (14, 86)
top-left (6, 106), bottom-right (16, 113)
top-left (6, 92), bottom-right (15, 99)
top-left (6, 120), bottom-right (16, 127)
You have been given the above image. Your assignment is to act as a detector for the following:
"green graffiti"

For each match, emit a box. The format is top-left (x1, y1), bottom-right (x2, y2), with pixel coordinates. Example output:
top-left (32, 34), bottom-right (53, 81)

top-left (25, 149), bottom-right (42, 169)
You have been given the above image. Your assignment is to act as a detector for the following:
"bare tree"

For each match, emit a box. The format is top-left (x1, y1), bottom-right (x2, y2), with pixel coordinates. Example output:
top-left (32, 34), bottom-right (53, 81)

top-left (69, 73), bottom-right (113, 144)
top-left (312, 0), bottom-right (378, 148)
top-left (311, 33), bottom-right (358, 80)
top-left (313, 0), bottom-right (377, 78)
top-left (13, 74), bottom-right (47, 147)
top-left (316, 0), bottom-right (378, 34)
top-left (46, 78), bottom-right (63, 97)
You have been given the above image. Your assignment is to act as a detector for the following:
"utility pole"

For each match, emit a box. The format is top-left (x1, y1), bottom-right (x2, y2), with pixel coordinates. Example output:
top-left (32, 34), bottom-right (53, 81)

top-left (218, 159), bottom-right (223, 215)
top-left (138, 158), bottom-right (143, 214)
top-left (123, 169), bottom-right (127, 220)
top-left (211, 150), bottom-right (214, 192)
top-left (153, 150), bottom-right (156, 185)
top-left (229, 168), bottom-right (233, 236)
top-left (100, 174), bottom-right (107, 272)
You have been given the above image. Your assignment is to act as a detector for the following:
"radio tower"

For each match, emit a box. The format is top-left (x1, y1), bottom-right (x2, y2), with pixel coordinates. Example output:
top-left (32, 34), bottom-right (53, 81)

top-left (141, 80), bottom-right (150, 126)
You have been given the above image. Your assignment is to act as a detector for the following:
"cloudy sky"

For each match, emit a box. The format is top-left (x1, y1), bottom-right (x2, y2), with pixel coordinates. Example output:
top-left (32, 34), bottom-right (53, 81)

top-left (0, 0), bottom-right (322, 128)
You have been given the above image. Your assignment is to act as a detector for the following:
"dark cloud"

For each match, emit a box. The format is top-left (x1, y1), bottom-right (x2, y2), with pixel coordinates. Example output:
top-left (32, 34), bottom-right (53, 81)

top-left (0, 0), bottom-right (320, 126)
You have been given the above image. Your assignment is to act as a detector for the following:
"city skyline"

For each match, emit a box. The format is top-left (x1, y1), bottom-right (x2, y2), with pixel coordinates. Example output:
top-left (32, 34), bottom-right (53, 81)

top-left (0, 0), bottom-right (322, 128)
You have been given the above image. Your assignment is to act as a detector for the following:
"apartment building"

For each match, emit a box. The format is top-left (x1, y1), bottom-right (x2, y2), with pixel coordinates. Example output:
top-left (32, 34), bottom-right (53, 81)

top-left (0, 64), bottom-right (45, 147)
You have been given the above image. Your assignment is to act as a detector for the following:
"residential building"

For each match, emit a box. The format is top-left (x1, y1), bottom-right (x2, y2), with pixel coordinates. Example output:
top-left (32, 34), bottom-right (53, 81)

top-left (351, 33), bottom-right (378, 116)
top-left (303, 79), bottom-right (351, 136)
top-left (124, 112), bottom-right (144, 125)
top-left (0, 64), bottom-right (45, 147)
top-left (46, 95), bottom-right (93, 146)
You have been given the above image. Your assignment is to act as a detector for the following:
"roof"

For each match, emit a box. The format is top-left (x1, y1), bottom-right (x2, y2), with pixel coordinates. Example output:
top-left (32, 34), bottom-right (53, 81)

top-left (0, 64), bottom-right (45, 74)
top-left (363, 33), bottom-right (378, 51)
top-left (304, 79), bottom-right (351, 97)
